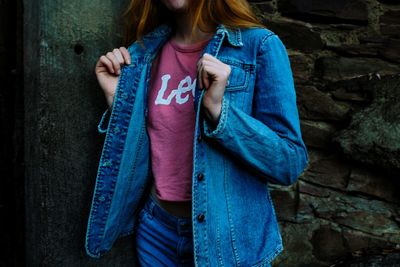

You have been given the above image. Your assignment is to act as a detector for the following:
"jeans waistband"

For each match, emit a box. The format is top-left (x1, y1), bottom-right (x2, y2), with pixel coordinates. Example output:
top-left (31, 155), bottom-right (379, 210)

top-left (143, 193), bottom-right (193, 236)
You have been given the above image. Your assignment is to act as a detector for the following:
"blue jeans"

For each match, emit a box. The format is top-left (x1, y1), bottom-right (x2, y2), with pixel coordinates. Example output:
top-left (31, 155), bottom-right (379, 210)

top-left (134, 193), bottom-right (195, 267)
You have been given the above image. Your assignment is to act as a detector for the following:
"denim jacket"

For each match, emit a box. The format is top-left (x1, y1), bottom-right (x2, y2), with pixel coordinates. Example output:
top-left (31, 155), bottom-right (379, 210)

top-left (85, 23), bottom-right (309, 267)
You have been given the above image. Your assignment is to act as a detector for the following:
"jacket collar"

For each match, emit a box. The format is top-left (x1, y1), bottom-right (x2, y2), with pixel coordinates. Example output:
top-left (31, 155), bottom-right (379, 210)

top-left (142, 23), bottom-right (243, 47)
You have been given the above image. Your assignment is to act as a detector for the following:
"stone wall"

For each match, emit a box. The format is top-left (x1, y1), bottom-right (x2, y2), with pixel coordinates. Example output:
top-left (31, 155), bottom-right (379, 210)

top-left (248, 0), bottom-right (400, 266)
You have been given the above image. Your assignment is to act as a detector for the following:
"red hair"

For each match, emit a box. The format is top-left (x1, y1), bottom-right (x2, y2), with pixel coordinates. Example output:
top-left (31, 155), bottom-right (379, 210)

top-left (122, 0), bottom-right (264, 46)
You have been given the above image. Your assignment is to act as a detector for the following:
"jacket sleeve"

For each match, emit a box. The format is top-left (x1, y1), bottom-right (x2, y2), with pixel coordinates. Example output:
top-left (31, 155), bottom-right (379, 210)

top-left (202, 33), bottom-right (309, 186)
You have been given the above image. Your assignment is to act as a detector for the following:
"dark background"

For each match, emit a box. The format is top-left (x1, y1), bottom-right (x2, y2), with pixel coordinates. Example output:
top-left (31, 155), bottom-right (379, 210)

top-left (1, 0), bottom-right (399, 266)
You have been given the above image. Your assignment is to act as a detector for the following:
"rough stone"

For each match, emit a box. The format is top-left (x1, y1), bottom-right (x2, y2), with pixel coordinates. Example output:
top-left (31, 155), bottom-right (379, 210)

top-left (331, 89), bottom-right (370, 103)
top-left (250, 2), bottom-right (275, 16)
top-left (298, 180), bottom-right (331, 198)
top-left (347, 166), bottom-right (399, 204)
top-left (315, 56), bottom-right (400, 82)
top-left (264, 18), bottom-right (324, 52)
top-left (328, 43), bottom-right (381, 57)
top-left (301, 120), bottom-right (338, 149)
top-left (290, 53), bottom-right (315, 83)
top-left (273, 222), bottom-right (327, 267)
top-left (342, 228), bottom-right (397, 253)
top-left (380, 10), bottom-right (400, 25)
top-left (278, 0), bottom-right (368, 25)
top-left (334, 252), bottom-right (400, 267)
top-left (380, 38), bottom-right (400, 63)
top-left (269, 189), bottom-right (299, 222)
top-left (311, 225), bottom-right (348, 262)
top-left (303, 149), bottom-right (350, 189)
top-left (332, 75), bottom-right (400, 173)
top-left (328, 35), bottom-right (400, 63)
top-left (380, 10), bottom-right (400, 38)
top-left (378, 0), bottom-right (400, 4)
top-left (297, 85), bottom-right (350, 121)
top-left (300, 191), bottom-right (400, 242)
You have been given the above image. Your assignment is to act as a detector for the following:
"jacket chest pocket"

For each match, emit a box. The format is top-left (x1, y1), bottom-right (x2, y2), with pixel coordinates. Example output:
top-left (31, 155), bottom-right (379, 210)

top-left (219, 57), bottom-right (255, 110)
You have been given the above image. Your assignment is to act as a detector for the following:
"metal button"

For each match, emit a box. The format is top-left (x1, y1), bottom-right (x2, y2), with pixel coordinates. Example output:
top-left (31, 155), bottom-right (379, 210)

top-left (197, 173), bottom-right (204, 181)
top-left (197, 135), bottom-right (202, 142)
top-left (197, 213), bottom-right (205, 222)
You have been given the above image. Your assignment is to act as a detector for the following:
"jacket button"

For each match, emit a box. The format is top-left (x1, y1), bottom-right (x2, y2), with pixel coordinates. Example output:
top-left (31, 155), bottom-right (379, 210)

top-left (197, 213), bottom-right (205, 222)
top-left (197, 173), bottom-right (204, 181)
top-left (197, 135), bottom-right (202, 142)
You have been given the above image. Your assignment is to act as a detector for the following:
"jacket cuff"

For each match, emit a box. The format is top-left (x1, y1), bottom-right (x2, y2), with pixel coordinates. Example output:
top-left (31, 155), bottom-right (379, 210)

top-left (97, 108), bottom-right (111, 134)
top-left (203, 96), bottom-right (229, 137)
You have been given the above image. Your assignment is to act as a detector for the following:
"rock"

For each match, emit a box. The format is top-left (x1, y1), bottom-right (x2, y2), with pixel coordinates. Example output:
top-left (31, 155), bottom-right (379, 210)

top-left (380, 10), bottom-right (400, 25)
top-left (343, 35), bottom-right (400, 64)
top-left (315, 57), bottom-right (400, 82)
top-left (332, 75), bottom-right (400, 173)
top-left (343, 230), bottom-right (397, 254)
top-left (331, 89), bottom-right (370, 103)
top-left (328, 43), bottom-right (381, 57)
top-left (274, 222), bottom-right (327, 267)
top-left (300, 190), bottom-right (400, 241)
top-left (278, 0), bottom-right (368, 25)
top-left (377, 0), bottom-right (400, 4)
top-left (290, 53), bottom-right (315, 84)
top-left (347, 166), bottom-right (399, 204)
top-left (380, 38), bottom-right (400, 63)
top-left (380, 10), bottom-right (400, 38)
top-left (381, 25), bottom-right (400, 38)
top-left (263, 17), bottom-right (324, 52)
top-left (298, 180), bottom-right (331, 198)
top-left (250, 1), bottom-right (275, 15)
top-left (270, 189), bottom-right (299, 222)
top-left (297, 85), bottom-right (350, 121)
top-left (333, 251), bottom-right (400, 267)
top-left (301, 120), bottom-right (338, 148)
top-left (303, 149), bottom-right (350, 189)
top-left (311, 225), bottom-right (348, 262)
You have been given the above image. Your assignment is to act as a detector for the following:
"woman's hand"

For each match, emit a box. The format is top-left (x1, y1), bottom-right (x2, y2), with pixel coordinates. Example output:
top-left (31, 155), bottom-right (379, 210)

top-left (95, 47), bottom-right (131, 108)
top-left (197, 53), bottom-right (231, 127)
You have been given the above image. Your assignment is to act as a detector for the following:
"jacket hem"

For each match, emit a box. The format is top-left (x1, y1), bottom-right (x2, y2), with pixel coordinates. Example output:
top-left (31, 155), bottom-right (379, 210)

top-left (251, 242), bottom-right (283, 267)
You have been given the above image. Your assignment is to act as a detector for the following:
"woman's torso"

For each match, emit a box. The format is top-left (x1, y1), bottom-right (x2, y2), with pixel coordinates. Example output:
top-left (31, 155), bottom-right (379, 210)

top-left (147, 36), bottom-right (212, 218)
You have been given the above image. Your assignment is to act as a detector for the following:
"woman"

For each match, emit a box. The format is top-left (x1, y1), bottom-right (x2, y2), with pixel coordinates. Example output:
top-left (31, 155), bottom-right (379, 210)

top-left (85, 0), bottom-right (309, 266)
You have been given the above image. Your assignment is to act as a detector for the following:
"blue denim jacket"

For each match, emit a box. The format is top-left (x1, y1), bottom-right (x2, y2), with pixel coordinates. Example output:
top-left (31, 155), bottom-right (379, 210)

top-left (85, 23), bottom-right (309, 266)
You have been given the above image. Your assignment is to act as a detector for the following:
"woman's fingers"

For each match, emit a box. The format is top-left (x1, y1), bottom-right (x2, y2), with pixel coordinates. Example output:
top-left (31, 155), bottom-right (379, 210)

top-left (197, 54), bottom-right (231, 90)
top-left (119, 47), bottom-right (131, 65)
top-left (202, 64), bottom-right (222, 89)
top-left (98, 47), bottom-right (130, 76)
top-left (99, 55), bottom-right (115, 74)
top-left (113, 48), bottom-right (124, 64)
top-left (106, 52), bottom-right (121, 75)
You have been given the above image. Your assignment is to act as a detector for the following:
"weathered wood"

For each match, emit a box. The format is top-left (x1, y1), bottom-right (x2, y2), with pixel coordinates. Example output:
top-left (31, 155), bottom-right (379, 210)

top-left (23, 0), bottom-right (135, 265)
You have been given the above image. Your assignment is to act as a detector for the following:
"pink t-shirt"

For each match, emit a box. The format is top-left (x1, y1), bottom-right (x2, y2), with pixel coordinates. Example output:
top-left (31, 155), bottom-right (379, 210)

top-left (147, 37), bottom-right (210, 201)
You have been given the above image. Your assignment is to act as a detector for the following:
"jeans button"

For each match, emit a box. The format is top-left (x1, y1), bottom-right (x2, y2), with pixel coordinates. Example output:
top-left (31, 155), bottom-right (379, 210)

top-left (197, 213), bottom-right (205, 222)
